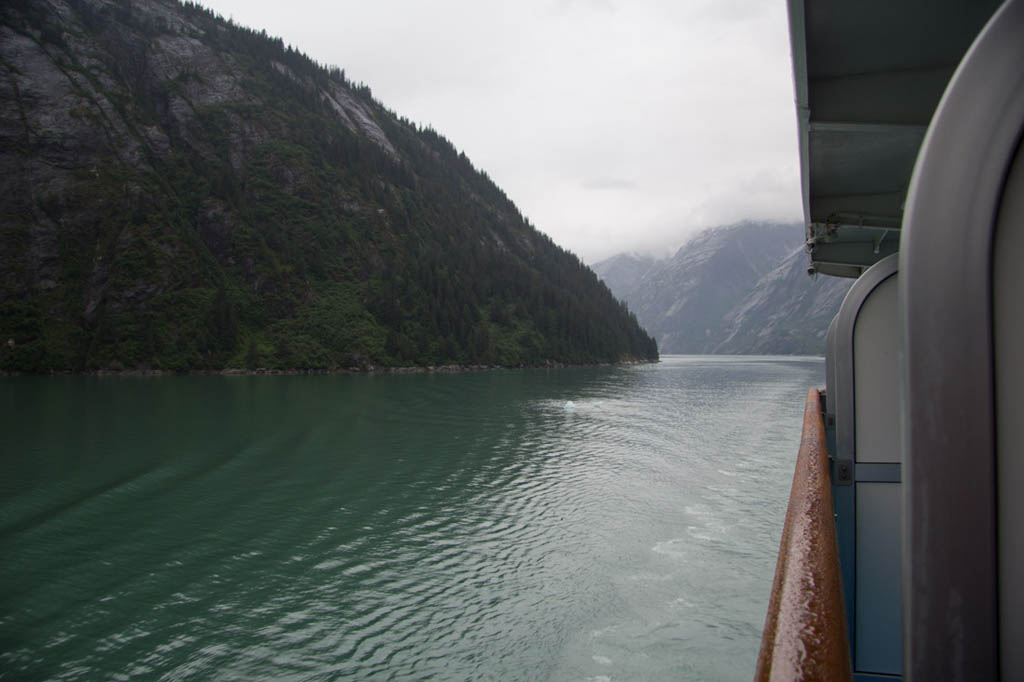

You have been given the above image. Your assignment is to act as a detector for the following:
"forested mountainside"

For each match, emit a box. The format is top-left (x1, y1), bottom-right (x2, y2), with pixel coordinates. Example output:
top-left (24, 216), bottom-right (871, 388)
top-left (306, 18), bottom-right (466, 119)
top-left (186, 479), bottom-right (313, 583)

top-left (593, 222), bottom-right (852, 355)
top-left (0, 0), bottom-right (657, 373)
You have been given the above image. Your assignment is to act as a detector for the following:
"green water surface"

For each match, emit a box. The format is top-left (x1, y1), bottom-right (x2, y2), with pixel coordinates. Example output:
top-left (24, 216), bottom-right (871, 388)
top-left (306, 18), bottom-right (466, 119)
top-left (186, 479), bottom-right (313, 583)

top-left (0, 357), bottom-right (822, 681)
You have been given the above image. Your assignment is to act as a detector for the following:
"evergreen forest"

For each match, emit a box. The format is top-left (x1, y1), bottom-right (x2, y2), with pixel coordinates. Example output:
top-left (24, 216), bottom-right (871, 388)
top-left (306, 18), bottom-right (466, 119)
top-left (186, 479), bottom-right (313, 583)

top-left (0, 0), bottom-right (657, 372)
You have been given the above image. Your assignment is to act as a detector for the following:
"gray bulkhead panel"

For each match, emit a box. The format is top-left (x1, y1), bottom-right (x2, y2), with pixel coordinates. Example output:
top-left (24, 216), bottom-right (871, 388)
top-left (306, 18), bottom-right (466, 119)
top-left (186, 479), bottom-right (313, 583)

top-left (855, 482), bottom-right (902, 673)
top-left (994, 134), bottom-right (1024, 682)
top-left (898, 1), bottom-right (1024, 678)
top-left (853, 275), bottom-right (900, 464)
top-left (830, 253), bottom-right (902, 676)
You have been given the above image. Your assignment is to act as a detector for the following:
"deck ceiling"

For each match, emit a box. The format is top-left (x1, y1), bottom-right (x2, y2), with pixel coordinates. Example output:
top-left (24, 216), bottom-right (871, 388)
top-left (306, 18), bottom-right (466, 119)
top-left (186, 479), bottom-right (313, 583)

top-left (788, 0), bottom-right (1002, 277)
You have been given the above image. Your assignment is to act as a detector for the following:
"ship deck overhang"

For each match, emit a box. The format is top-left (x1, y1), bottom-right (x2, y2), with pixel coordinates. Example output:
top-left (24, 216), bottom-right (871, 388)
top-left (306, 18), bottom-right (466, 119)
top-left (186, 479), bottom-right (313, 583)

top-left (788, 0), bottom-right (1002, 277)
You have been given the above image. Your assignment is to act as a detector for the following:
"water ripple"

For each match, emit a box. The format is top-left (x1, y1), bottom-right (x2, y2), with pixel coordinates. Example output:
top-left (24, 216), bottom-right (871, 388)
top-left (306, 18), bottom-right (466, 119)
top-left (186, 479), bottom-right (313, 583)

top-left (0, 358), bottom-right (824, 681)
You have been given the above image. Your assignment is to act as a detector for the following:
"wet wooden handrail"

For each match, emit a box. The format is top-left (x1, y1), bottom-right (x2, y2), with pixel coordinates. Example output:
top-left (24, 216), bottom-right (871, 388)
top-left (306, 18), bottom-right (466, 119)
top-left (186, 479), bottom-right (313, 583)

top-left (754, 388), bottom-right (851, 682)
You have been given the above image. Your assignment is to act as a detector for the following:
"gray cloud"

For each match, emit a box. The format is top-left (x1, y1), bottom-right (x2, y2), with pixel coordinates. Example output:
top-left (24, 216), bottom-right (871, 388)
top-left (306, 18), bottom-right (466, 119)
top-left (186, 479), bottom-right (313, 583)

top-left (583, 178), bottom-right (638, 191)
top-left (198, 0), bottom-right (801, 263)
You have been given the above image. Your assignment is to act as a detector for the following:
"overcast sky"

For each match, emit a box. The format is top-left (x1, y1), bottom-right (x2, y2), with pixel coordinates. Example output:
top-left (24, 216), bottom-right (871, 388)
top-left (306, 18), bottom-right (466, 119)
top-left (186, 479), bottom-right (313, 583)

top-left (196, 0), bottom-right (802, 263)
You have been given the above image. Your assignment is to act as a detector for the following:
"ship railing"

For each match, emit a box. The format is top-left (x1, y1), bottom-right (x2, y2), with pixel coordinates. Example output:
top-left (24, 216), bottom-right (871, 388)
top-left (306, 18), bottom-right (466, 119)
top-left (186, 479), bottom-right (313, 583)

top-left (754, 388), bottom-right (851, 681)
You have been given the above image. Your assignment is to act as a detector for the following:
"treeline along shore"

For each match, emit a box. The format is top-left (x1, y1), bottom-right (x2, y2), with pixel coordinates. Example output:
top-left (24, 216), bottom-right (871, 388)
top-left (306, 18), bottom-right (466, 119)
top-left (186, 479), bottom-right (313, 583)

top-left (0, 359), bottom-right (653, 378)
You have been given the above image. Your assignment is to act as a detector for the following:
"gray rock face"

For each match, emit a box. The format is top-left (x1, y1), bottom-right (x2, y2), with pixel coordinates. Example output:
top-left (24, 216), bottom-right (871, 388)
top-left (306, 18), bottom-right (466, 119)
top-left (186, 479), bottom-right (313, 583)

top-left (590, 252), bottom-right (655, 301)
top-left (0, 0), bottom-right (401, 320)
top-left (323, 82), bottom-right (398, 158)
top-left (592, 222), bottom-right (853, 355)
top-left (713, 245), bottom-right (852, 355)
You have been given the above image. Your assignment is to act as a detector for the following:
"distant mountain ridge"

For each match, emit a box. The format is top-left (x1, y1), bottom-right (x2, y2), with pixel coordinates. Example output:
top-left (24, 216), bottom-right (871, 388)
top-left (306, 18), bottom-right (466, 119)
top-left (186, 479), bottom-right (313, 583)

top-left (592, 222), bottom-right (852, 355)
top-left (0, 0), bottom-right (656, 372)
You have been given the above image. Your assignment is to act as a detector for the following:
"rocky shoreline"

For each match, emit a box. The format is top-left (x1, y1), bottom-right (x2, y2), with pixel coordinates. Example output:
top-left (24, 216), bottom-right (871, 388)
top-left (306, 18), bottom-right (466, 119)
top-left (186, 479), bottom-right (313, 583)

top-left (0, 359), bottom-right (653, 378)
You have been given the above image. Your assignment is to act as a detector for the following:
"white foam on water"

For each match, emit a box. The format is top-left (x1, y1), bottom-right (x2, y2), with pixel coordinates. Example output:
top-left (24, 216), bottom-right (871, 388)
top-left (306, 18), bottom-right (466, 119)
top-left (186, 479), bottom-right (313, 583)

top-left (684, 503), bottom-right (711, 517)
top-left (685, 525), bottom-right (714, 543)
top-left (312, 558), bottom-right (346, 571)
top-left (652, 538), bottom-right (689, 559)
top-left (627, 571), bottom-right (676, 582)
top-left (592, 655), bottom-right (613, 666)
top-left (42, 632), bottom-right (75, 649)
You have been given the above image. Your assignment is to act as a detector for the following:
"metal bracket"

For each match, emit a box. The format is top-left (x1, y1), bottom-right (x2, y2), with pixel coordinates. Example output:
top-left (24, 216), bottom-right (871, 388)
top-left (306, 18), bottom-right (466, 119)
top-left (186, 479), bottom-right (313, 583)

top-left (834, 458), bottom-right (854, 486)
top-left (809, 221), bottom-right (839, 243)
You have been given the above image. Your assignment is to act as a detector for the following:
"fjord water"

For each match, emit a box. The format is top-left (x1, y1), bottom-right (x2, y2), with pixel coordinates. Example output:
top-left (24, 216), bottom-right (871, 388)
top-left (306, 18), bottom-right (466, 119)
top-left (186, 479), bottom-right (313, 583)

top-left (0, 356), bottom-right (822, 681)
